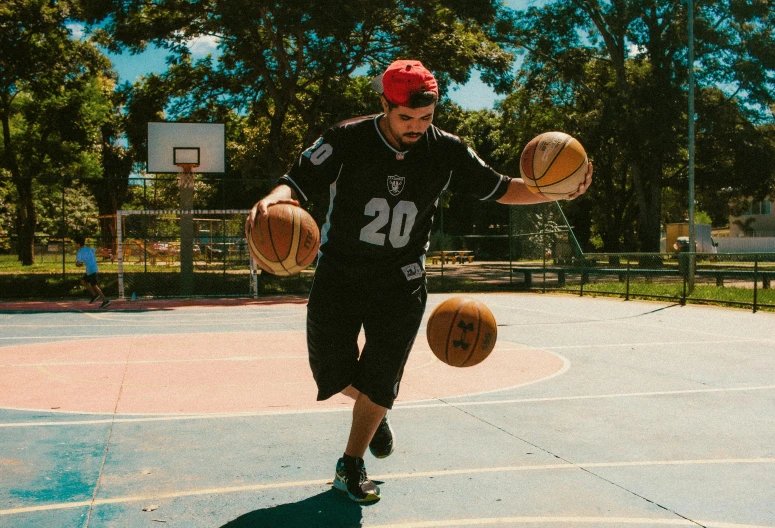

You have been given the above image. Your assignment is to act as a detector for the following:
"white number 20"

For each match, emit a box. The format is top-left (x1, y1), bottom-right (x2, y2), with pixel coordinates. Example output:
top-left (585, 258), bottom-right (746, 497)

top-left (359, 198), bottom-right (418, 248)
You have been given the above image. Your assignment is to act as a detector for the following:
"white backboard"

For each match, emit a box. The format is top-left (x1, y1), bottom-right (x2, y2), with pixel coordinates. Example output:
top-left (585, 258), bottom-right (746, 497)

top-left (147, 122), bottom-right (225, 173)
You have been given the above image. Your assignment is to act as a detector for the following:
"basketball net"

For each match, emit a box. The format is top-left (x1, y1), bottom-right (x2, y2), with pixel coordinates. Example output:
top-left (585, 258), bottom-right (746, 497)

top-left (176, 163), bottom-right (199, 189)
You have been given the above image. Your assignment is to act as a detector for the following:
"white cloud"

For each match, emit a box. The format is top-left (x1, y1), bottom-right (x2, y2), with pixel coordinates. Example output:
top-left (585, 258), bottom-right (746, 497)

top-left (627, 42), bottom-right (645, 57)
top-left (67, 22), bottom-right (86, 40)
top-left (187, 35), bottom-right (220, 56)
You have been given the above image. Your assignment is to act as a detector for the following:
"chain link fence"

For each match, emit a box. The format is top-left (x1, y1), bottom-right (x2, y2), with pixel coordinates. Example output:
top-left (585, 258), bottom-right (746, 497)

top-left (2, 180), bottom-right (774, 311)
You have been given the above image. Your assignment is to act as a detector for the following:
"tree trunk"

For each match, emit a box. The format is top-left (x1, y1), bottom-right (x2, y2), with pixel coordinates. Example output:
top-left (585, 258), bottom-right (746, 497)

top-left (2, 107), bottom-right (36, 265)
top-left (631, 163), bottom-right (662, 252)
top-left (14, 175), bottom-right (36, 265)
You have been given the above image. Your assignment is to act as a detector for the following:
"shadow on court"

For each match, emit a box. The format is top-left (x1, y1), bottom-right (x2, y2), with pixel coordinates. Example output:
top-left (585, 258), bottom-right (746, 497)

top-left (221, 489), bottom-right (368, 528)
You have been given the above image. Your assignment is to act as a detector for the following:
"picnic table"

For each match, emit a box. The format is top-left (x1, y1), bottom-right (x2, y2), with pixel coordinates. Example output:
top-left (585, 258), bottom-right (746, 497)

top-left (428, 250), bottom-right (475, 265)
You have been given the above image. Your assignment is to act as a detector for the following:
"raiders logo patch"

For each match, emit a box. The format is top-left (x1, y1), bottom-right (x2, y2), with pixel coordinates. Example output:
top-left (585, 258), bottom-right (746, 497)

top-left (401, 262), bottom-right (423, 281)
top-left (387, 175), bottom-right (405, 196)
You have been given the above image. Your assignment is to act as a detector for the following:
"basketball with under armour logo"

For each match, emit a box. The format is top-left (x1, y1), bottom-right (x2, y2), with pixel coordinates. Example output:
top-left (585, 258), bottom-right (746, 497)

top-left (426, 296), bottom-right (497, 367)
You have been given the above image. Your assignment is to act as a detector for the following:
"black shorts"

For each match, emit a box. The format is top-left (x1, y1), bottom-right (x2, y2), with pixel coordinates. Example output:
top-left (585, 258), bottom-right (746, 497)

top-left (82, 272), bottom-right (98, 286)
top-left (306, 258), bottom-right (427, 409)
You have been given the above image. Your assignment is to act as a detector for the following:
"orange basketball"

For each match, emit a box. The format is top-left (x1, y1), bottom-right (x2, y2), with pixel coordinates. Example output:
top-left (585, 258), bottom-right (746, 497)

top-left (246, 204), bottom-right (320, 276)
top-left (519, 131), bottom-right (588, 198)
top-left (426, 296), bottom-right (497, 367)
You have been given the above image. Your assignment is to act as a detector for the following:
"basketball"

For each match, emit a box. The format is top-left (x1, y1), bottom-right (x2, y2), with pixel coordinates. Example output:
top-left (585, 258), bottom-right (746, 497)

top-left (519, 131), bottom-right (588, 197)
top-left (426, 296), bottom-right (497, 367)
top-left (246, 204), bottom-right (320, 276)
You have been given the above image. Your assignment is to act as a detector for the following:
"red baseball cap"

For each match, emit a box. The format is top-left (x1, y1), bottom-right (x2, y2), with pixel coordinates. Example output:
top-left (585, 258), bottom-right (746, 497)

top-left (371, 60), bottom-right (439, 106)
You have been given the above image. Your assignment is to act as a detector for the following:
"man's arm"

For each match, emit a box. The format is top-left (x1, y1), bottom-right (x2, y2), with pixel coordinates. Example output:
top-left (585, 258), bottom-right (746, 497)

top-left (497, 162), bottom-right (593, 205)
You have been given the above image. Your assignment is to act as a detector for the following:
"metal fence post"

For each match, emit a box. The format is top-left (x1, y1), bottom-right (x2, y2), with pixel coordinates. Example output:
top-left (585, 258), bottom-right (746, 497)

top-left (61, 183), bottom-right (66, 279)
top-left (625, 256), bottom-right (631, 301)
top-left (753, 256), bottom-right (759, 313)
top-left (509, 206), bottom-right (513, 286)
top-left (439, 195), bottom-right (444, 281)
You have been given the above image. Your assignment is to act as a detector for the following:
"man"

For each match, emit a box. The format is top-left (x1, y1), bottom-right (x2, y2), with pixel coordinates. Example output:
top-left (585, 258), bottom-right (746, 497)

top-left (249, 59), bottom-right (592, 502)
top-left (74, 234), bottom-right (110, 308)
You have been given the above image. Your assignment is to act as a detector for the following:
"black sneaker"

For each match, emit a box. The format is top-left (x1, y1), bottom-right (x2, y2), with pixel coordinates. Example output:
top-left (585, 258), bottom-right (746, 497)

top-left (88, 294), bottom-right (97, 304)
top-left (369, 414), bottom-right (394, 459)
top-left (100, 299), bottom-right (111, 308)
top-left (333, 456), bottom-right (380, 503)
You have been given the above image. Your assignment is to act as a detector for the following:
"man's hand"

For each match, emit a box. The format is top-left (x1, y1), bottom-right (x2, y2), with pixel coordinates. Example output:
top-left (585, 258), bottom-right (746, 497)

top-left (566, 161), bottom-right (593, 200)
top-left (246, 185), bottom-right (300, 230)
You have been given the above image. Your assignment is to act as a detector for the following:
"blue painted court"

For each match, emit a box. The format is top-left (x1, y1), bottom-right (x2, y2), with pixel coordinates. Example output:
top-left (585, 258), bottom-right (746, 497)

top-left (1, 293), bottom-right (773, 527)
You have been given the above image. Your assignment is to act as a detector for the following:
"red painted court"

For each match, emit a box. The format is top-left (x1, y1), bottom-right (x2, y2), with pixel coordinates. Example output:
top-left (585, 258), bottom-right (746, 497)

top-left (1, 322), bottom-right (562, 414)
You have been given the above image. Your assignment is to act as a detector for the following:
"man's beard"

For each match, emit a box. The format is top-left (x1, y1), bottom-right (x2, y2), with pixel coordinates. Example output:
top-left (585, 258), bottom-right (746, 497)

top-left (398, 133), bottom-right (422, 151)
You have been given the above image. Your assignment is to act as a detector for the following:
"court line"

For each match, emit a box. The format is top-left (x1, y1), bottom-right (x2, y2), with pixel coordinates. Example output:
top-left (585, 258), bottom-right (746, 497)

top-left (1, 384), bottom-right (773, 427)
top-left (0, 316), bottom-right (303, 332)
top-left (487, 298), bottom-right (775, 345)
top-left (0, 344), bottom-right (520, 368)
top-left (416, 350), bottom-right (571, 401)
top-left (542, 338), bottom-right (769, 350)
top-left (401, 384), bottom-right (775, 409)
top-left (0, 458), bottom-right (772, 518)
top-left (1, 355), bottom-right (310, 367)
top-left (367, 517), bottom-right (775, 528)
top-left (0, 325), bottom-right (303, 341)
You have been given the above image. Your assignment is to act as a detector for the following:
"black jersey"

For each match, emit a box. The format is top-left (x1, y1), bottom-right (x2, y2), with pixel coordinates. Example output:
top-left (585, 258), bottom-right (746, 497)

top-left (279, 114), bottom-right (510, 270)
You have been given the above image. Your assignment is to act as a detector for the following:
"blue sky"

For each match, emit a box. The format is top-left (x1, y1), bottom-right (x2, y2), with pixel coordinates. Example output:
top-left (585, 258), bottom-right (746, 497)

top-left (86, 0), bottom-right (534, 111)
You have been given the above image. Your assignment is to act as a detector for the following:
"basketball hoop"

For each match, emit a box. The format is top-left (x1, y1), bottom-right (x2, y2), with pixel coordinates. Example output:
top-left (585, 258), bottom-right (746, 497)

top-left (147, 122), bottom-right (225, 296)
top-left (147, 123), bottom-right (224, 174)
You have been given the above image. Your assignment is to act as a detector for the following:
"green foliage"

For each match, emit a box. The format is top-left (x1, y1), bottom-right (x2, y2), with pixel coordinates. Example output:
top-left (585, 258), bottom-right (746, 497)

top-left (34, 183), bottom-right (100, 239)
top-left (506, 0), bottom-right (775, 252)
top-left (0, 0), bottom-right (114, 263)
top-left (2, 0), bottom-right (775, 275)
top-left (88, 0), bottom-right (515, 180)
top-left (0, 178), bottom-right (14, 250)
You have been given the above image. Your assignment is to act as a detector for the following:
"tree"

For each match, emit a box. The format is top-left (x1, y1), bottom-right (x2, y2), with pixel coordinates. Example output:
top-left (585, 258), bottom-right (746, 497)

top-left (85, 0), bottom-right (517, 178)
top-left (508, 0), bottom-right (775, 251)
top-left (0, 0), bottom-right (113, 264)
top-left (84, 88), bottom-right (134, 253)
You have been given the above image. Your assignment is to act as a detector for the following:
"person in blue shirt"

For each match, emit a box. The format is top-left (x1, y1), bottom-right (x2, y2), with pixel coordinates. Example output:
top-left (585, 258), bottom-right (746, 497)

top-left (74, 234), bottom-right (110, 308)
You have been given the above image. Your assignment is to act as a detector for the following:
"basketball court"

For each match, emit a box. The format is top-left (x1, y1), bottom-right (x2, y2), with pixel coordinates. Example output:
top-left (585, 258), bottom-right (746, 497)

top-left (1, 293), bottom-right (773, 527)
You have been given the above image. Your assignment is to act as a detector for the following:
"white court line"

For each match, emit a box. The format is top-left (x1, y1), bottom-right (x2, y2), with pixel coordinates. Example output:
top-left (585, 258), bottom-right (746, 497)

top-left (1, 355), bottom-right (309, 367)
top-left (401, 384), bottom-right (775, 409)
top-left (414, 349), bottom-right (571, 401)
top-left (1, 384), bottom-right (773, 427)
top-left (0, 330), bottom-right (294, 346)
top-left (542, 338), bottom-right (767, 350)
top-left (0, 458), bottom-right (772, 518)
top-left (0, 315), bottom-right (303, 331)
top-left (368, 517), bottom-right (775, 528)
top-left (485, 298), bottom-right (775, 344)
top-left (0, 325), bottom-right (302, 341)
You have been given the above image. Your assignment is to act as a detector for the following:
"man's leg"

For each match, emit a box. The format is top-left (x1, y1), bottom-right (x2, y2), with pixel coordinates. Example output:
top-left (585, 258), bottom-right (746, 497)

top-left (333, 387), bottom-right (384, 502)
top-left (344, 389), bottom-right (387, 458)
top-left (82, 280), bottom-right (97, 303)
top-left (93, 284), bottom-right (107, 302)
